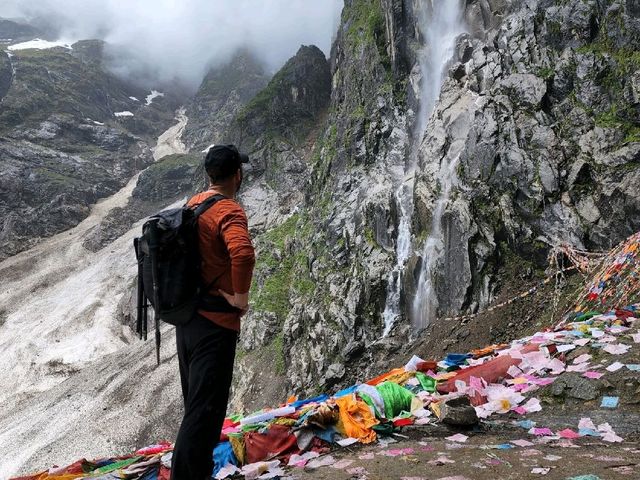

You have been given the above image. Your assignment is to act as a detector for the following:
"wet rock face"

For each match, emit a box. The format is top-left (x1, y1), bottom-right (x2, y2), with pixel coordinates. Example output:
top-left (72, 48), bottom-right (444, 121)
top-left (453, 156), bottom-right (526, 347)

top-left (410, 0), bottom-right (640, 320)
top-left (0, 130), bottom-right (153, 258)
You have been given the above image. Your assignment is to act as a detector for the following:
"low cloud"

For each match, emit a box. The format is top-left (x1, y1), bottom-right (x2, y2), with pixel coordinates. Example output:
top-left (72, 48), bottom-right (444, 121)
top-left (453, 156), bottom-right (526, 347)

top-left (1, 0), bottom-right (343, 89)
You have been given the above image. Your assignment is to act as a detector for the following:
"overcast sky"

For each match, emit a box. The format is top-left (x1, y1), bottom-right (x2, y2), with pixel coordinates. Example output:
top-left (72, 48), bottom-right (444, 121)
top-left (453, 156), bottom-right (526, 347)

top-left (0, 0), bottom-right (343, 89)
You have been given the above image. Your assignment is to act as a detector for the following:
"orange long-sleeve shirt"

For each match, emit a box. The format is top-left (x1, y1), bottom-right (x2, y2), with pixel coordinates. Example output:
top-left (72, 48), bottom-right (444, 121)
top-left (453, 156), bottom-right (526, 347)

top-left (187, 190), bottom-right (255, 332)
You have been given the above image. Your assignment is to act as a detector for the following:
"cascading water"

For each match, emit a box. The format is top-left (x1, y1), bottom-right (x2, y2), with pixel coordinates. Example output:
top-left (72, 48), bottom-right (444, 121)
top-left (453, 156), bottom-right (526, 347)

top-left (411, 2), bottom-right (467, 332)
top-left (382, 0), bottom-right (466, 336)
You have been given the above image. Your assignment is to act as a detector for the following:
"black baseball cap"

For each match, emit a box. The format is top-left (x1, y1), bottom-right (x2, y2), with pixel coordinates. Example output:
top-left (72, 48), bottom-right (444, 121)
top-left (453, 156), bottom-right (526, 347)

top-left (204, 144), bottom-right (249, 178)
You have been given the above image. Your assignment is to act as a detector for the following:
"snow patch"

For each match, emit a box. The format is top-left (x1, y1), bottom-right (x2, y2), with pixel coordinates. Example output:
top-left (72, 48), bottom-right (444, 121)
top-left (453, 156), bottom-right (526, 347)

top-left (145, 90), bottom-right (164, 106)
top-left (8, 38), bottom-right (74, 51)
top-left (129, 96), bottom-right (139, 102)
top-left (114, 111), bottom-right (134, 117)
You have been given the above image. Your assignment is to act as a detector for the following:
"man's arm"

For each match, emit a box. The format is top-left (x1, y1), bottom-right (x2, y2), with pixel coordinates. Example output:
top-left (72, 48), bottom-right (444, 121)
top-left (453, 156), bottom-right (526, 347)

top-left (217, 202), bottom-right (255, 312)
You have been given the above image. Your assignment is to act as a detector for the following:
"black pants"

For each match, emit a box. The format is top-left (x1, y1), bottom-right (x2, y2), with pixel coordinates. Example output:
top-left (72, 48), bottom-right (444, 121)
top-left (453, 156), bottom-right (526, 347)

top-left (170, 314), bottom-right (238, 480)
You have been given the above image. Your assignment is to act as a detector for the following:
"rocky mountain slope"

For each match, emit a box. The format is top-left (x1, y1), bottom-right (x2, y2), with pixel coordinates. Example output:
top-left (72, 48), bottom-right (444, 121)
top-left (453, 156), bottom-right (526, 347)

top-left (0, 38), bottom-right (179, 259)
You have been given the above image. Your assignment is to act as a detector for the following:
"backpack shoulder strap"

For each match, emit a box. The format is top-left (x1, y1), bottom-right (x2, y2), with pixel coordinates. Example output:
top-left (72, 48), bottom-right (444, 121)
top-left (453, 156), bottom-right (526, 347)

top-left (192, 193), bottom-right (226, 217)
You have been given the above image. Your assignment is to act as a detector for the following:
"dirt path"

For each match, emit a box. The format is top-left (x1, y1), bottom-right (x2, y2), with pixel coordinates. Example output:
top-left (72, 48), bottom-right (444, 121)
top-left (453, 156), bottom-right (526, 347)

top-left (292, 429), bottom-right (640, 480)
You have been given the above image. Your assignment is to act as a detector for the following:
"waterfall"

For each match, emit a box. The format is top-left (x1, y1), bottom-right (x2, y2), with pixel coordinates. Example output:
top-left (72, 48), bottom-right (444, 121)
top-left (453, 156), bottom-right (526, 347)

top-left (382, 0), bottom-right (466, 336)
top-left (412, 3), bottom-right (467, 332)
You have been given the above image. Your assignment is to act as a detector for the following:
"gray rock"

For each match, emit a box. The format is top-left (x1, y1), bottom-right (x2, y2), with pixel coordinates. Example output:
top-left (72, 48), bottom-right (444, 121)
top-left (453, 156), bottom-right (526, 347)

top-left (550, 373), bottom-right (601, 401)
top-left (324, 363), bottom-right (346, 385)
top-left (631, 70), bottom-right (640, 104)
top-left (499, 73), bottom-right (547, 108)
top-left (439, 396), bottom-right (479, 426)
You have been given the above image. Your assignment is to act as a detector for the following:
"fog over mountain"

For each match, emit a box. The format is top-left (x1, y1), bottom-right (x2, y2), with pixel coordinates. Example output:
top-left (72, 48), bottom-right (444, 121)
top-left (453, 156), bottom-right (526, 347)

top-left (0, 0), bottom-right (343, 89)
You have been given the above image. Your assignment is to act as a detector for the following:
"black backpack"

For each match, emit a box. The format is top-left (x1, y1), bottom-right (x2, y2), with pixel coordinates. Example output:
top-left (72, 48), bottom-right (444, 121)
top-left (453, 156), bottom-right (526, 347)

top-left (133, 193), bottom-right (237, 364)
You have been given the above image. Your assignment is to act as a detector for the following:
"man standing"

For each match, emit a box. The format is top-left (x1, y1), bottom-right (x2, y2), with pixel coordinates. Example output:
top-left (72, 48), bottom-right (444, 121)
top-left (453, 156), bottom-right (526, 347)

top-left (170, 145), bottom-right (255, 480)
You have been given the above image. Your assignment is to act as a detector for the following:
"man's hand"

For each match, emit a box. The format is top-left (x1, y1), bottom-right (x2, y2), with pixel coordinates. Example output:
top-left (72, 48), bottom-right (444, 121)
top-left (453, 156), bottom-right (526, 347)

top-left (218, 289), bottom-right (249, 317)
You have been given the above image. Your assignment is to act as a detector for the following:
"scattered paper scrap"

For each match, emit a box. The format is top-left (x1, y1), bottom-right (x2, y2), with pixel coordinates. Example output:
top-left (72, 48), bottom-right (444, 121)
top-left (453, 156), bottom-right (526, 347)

top-left (600, 396), bottom-right (619, 408)
top-left (331, 459), bottom-right (354, 469)
top-left (337, 437), bottom-right (359, 447)
top-left (531, 467), bottom-right (551, 474)
top-left (573, 354), bottom-right (592, 364)
top-left (511, 439), bottom-right (535, 447)
top-left (446, 433), bottom-right (469, 443)
top-left (346, 466), bottom-right (369, 476)
top-left (606, 362), bottom-right (625, 372)
top-left (556, 344), bottom-right (576, 353)
top-left (306, 455), bottom-right (336, 469)
top-left (603, 343), bottom-right (631, 355)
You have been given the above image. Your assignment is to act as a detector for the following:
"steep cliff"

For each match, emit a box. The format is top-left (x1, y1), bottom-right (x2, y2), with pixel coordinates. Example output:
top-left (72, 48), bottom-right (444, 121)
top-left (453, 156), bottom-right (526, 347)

top-left (231, 0), bottom-right (411, 409)
top-left (183, 49), bottom-right (271, 151)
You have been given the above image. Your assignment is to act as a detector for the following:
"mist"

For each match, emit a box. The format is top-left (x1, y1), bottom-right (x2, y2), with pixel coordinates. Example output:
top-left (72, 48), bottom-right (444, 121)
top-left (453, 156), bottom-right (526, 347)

top-left (0, 0), bottom-right (344, 90)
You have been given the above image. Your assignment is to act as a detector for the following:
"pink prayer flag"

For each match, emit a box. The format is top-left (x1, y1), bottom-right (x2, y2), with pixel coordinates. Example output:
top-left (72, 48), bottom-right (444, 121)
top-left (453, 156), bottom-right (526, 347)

top-left (507, 366), bottom-right (523, 378)
top-left (512, 406), bottom-right (526, 415)
top-left (469, 375), bottom-right (485, 392)
top-left (573, 338), bottom-right (591, 346)
top-left (557, 429), bottom-right (580, 439)
top-left (548, 358), bottom-right (566, 374)
top-left (583, 371), bottom-right (604, 379)
top-left (533, 377), bottom-right (555, 386)
top-left (567, 363), bottom-right (590, 373)
top-left (578, 417), bottom-right (596, 430)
